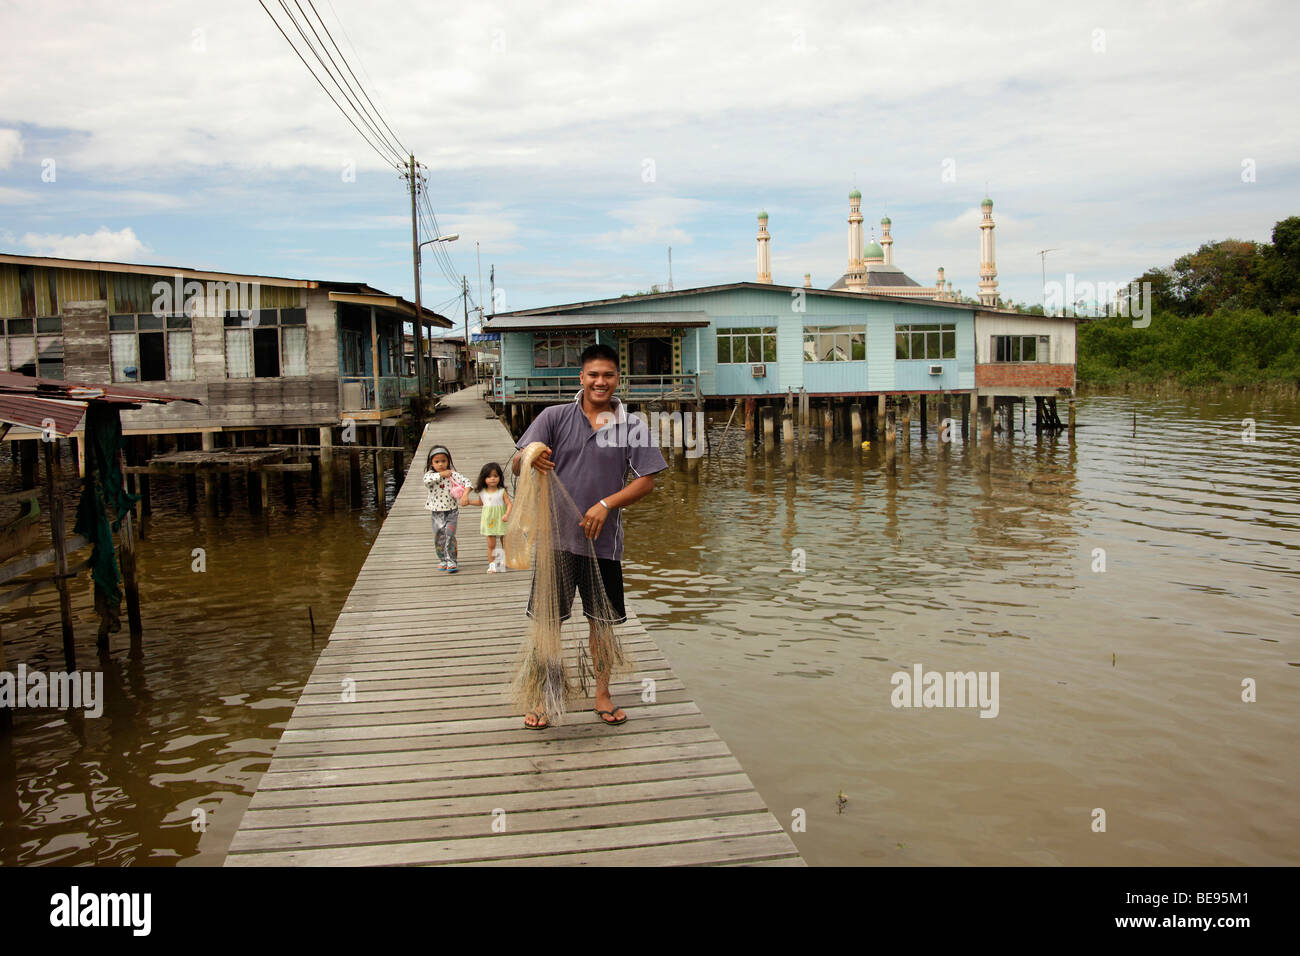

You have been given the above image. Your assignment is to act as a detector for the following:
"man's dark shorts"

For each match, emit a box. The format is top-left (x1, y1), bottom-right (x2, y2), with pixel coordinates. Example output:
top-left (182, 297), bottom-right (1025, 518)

top-left (526, 549), bottom-right (627, 625)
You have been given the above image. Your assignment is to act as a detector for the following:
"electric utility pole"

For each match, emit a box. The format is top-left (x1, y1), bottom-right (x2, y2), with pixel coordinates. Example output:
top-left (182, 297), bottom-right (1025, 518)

top-left (408, 154), bottom-right (426, 404)
top-left (462, 275), bottom-right (471, 387)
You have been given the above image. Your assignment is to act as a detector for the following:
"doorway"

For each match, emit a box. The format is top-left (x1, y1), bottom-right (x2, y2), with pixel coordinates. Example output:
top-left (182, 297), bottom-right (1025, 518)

top-left (629, 336), bottom-right (673, 376)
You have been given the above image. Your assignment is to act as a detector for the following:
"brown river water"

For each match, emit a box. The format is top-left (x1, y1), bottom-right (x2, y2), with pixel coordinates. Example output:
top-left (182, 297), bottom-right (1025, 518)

top-left (1, 392), bottom-right (1297, 866)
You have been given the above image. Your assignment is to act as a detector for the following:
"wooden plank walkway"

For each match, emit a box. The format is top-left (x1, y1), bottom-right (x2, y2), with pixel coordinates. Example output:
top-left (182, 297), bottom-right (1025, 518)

top-left (225, 384), bottom-right (802, 866)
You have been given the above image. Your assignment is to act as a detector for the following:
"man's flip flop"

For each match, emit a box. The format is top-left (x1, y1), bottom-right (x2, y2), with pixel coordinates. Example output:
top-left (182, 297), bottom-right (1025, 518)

top-left (593, 707), bottom-right (627, 726)
top-left (524, 711), bottom-right (549, 730)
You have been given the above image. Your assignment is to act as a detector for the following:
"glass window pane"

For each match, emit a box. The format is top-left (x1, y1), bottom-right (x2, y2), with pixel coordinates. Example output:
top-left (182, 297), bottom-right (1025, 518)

top-left (37, 316), bottom-right (62, 333)
top-left (168, 330), bottom-right (195, 380)
top-left (9, 337), bottom-right (36, 375)
top-left (803, 334), bottom-right (816, 361)
top-left (281, 326), bottom-right (307, 376)
top-left (111, 333), bottom-right (138, 382)
top-left (896, 332), bottom-right (909, 359)
top-left (762, 336), bottom-right (776, 362)
top-left (253, 326), bottom-right (279, 377)
top-left (250, 309), bottom-right (278, 328)
top-left (745, 337), bottom-right (759, 363)
top-left (1022, 336), bottom-right (1035, 362)
top-left (167, 314), bottom-right (192, 329)
top-left (717, 336), bottom-right (731, 364)
top-left (224, 311), bottom-right (250, 328)
top-left (7, 318), bottom-right (33, 335)
top-left (225, 328), bottom-right (251, 377)
top-left (280, 308), bottom-right (307, 325)
top-left (834, 334), bottom-right (849, 360)
top-left (851, 332), bottom-right (866, 361)
top-left (942, 329), bottom-right (955, 359)
top-left (137, 313), bottom-right (164, 330)
top-left (533, 336), bottom-right (549, 369)
top-left (109, 315), bottom-right (134, 331)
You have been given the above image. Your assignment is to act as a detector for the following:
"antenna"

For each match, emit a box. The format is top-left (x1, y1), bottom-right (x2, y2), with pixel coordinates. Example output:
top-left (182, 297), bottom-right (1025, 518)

top-left (1038, 248), bottom-right (1062, 310)
top-left (668, 246), bottom-right (673, 291)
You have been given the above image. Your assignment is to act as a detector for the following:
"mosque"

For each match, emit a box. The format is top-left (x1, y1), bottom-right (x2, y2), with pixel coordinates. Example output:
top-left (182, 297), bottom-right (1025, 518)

top-left (754, 190), bottom-right (1000, 307)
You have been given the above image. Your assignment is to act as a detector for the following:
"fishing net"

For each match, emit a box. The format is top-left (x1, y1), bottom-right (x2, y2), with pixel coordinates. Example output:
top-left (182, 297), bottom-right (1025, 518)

top-left (504, 441), bottom-right (626, 723)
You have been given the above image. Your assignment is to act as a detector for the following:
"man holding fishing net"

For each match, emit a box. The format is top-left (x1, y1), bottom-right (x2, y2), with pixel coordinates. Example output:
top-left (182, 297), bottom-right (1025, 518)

top-left (507, 344), bottom-right (667, 730)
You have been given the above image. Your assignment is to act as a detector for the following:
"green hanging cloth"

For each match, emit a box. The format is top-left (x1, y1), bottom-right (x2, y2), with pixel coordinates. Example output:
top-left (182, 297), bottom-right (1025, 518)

top-left (72, 403), bottom-right (139, 633)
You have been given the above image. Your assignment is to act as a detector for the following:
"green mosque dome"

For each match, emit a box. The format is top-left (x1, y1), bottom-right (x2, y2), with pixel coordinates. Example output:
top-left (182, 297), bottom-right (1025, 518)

top-left (863, 240), bottom-right (884, 259)
top-left (849, 189), bottom-right (861, 200)
top-left (758, 209), bottom-right (769, 219)
top-left (982, 196), bottom-right (993, 207)
top-left (881, 216), bottom-right (891, 225)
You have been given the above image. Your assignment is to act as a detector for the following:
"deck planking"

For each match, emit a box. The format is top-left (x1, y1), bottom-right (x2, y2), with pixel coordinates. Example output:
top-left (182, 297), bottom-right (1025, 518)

top-left (225, 383), bottom-right (802, 866)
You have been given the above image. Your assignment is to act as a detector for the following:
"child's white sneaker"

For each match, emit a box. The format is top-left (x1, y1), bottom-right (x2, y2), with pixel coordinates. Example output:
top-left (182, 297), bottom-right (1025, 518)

top-left (438, 560), bottom-right (447, 570)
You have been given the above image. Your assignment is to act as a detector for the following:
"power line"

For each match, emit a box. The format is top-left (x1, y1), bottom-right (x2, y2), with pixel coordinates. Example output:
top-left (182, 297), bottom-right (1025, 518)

top-left (307, 0), bottom-right (408, 158)
top-left (293, 0), bottom-right (406, 162)
top-left (258, 0), bottom-right (399, 169)
top-left (274, 0), bottom-right (404, 166)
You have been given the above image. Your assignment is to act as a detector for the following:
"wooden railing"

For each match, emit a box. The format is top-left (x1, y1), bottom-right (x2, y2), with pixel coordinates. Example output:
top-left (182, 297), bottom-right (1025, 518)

top-left (490, 373), bottom-right (700, 403)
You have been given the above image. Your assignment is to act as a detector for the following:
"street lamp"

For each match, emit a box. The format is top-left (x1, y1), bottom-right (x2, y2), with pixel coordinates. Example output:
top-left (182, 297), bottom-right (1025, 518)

top-left (415, 234), bottom-right (459, 399)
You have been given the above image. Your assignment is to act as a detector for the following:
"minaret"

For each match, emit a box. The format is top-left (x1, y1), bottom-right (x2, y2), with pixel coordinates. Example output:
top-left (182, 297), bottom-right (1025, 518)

top-left (803, 273), bottom-right (812, 288)
top-left (847, 189), bottom-right (864, 291)
top-left (936, 266), bottom-right (946, 299)
top-left (881, 217), bottom-right (894, 265)
top-left (978, 197), bottom-right (999, 307)
top-left (756, 210), bottom-right (772, 283)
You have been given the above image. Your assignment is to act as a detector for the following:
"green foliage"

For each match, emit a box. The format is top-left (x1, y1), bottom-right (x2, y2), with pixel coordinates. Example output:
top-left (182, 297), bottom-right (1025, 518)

top-left (1081, 216), bottom-right (1300, 387)
top-left (1078, 309), bottom-right (1300, 387)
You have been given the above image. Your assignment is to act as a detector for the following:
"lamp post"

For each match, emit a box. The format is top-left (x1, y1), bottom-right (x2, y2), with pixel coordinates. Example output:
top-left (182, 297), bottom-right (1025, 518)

top-left (416, 233), bottom-right (459, 401)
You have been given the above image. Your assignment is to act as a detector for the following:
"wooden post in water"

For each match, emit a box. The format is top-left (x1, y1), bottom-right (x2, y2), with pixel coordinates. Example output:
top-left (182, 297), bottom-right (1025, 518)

top-left (875, 394), bottom-right (886, 438)
top-left (120, 510), bottom-right (142, 646)
top-left (899, 396), bottom-right (911, 449)
top-left (744, 397), bottom-right (756, 438)
top-left (961, 394), bottom-right (971, 442)
top-left (761, 406), bottom-right (775, 451)
top-left (349, 447), bottom-right (363, 508)
top-left (202, 431), bottom-right (218, 515)
top-left (885, 409), bottom-right (897, 468)
top-left (798, 387), bottom-right (809, 433)
top-left (1068, 398), bottom-right (1077, 435)
top-left (43, 441), bottom-right (75, 671)
top-left (319, 425), bottom-right (334, 511)
top-left (920, 394), bottom-right (928, 441)
top-left (781, 408), bottom-right (794, 445)
top-left (849, 403), bottom-right (863, 443)
top-left (822, 402), bottom-right (834, 445)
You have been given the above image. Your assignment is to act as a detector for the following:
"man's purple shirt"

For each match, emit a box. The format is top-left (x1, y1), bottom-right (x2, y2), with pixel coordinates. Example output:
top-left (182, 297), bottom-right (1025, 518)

top-left (515, 390), bottom-right (667, 561)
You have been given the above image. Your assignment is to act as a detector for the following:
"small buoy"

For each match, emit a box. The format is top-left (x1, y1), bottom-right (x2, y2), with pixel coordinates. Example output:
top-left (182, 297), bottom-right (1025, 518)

top-left (860, 441), bottom-right (871, 449)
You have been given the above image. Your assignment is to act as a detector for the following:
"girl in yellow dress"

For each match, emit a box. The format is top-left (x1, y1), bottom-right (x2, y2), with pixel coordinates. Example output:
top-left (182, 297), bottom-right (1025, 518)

top-left (460, 462), bottom-right (513, 573)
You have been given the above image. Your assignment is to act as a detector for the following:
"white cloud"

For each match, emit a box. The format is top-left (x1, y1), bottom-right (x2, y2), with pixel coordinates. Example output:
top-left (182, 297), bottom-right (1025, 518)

top-left (21, 226), bottom-right (150, 261)
top-left (0, 129), bottom-right (21, 169)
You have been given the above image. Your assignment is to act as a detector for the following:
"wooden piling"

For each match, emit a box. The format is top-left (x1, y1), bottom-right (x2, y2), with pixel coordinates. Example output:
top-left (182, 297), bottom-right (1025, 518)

top-left (744, 397), bottom-right (756, 437)
top-left (43, 441), bottom-right (75, 671)
top-left (875, 394), bottom-right (886, 438)
top-left (319, 425), bottom-right (334, 511)
top-left (349, 448), bottom-right (362, 508)
top-left (781, 408), bottom-right (794, 445)
top-left (202, 431), bottom-right (218, 515)
top-left (899, 396), bottom-right (911, 448)
top-left (1068, 398), bottom-right (1077, 434)
top-left (849, 403), bottom-right (863, 443)
top-left (961, 394), bottom-right (971, 441)
top-left (120, 511), bottom-right (142, 645)
top-left (920, 394), bottom-right (928, 440)
top-left (762, 406), bottom-right (776, 450)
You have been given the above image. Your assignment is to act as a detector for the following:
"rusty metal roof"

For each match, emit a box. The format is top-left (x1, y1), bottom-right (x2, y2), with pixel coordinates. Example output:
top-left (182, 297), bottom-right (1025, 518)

top-left (0, 371), bottom-right (200, 437)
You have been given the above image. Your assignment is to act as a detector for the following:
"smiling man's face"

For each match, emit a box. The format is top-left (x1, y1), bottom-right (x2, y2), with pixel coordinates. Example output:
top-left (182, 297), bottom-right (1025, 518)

top-left (580, 357), bottom-right (619, 407)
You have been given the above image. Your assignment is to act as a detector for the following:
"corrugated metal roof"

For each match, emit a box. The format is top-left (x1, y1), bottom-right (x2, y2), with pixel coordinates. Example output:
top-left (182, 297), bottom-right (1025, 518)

top-left (483, 311), bottom-right (711, 331)
top-left (0, 371), bottom-right (200, 436)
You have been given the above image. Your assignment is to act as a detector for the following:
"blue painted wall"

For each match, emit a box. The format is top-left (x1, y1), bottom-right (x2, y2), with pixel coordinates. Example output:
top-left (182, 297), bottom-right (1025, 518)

top-left (498, 287), bottom-right (978, 396)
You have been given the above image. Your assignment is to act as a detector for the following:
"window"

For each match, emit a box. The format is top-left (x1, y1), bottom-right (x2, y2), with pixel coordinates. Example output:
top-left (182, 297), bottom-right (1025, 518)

top-left (895, 323), bottom-right (956, 360)
top-left (109, 314), bottom-right (195, 382)
top-left (224, 308), bottom-right (308, 379)
top-left (532, 332), bottom-right (595, 369)
top-left (3, 316), bottom-right (64, 379)
top-left (803, 325), bottom-right (866, 362)
top-left (992, 335), bottom-right (1044, 362)
top-left (716, 326), bottom-right (777, 364)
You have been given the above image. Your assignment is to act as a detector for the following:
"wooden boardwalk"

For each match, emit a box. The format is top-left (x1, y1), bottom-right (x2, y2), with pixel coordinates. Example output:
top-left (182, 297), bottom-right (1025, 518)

top-left (225, 385), bottom-right (802, 866)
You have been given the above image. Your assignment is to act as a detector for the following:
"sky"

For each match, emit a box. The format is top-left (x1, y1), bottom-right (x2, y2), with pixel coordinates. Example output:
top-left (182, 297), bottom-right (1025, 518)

top-left (1, 0), bottom-right (1297, 331)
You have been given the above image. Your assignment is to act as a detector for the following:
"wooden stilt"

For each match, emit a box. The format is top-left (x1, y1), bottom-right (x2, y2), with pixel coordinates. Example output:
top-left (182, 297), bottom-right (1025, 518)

top-left (120, 511), bottom-right (142, 646)
top-left (319, 426), bottom-right (334, 511)
top-left (849, 403), bottom-right (862, 443)
top-left (43, 441), bottom-right (75, 670)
